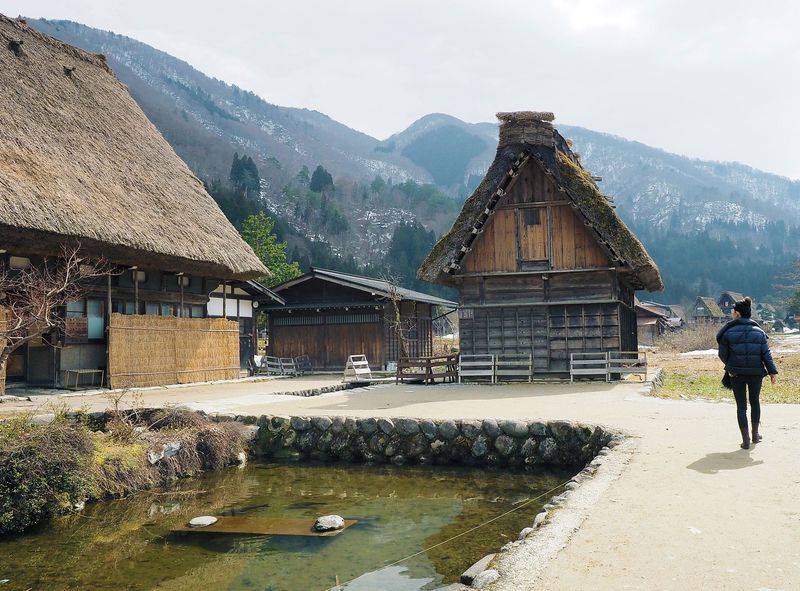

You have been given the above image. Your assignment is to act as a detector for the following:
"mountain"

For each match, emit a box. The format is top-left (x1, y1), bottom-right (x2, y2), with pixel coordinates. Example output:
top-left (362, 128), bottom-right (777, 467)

top-left (25, 17), bottom-right (800, 305)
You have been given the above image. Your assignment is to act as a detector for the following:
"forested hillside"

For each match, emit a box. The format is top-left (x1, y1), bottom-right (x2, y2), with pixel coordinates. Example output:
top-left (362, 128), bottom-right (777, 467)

top-left (27, 17), bottom-right (800, 306)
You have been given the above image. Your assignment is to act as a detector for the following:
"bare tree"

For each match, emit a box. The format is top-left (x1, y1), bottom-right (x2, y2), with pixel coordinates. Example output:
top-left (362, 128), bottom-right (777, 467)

top-left (0, 245), bottom-right (108, 393)
top-left (382, 274), bottom-right (414, 360)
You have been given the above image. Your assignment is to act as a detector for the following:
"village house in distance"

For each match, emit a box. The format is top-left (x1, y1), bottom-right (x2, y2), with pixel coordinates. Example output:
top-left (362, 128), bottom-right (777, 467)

top-left (418, 111), bottom-right (663, 375)
top-left (0, 15), bottom-right (273, 389)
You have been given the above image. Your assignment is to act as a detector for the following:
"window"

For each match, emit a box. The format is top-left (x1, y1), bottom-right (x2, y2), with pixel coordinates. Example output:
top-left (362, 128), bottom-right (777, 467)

top-left (87, 299), bottom-right (104, 339)
top-left (145, 302), bottom-right (160, 316)
top-left (66, 300), bottom-right (86, 317)
top-left (161, 303), bottom-right (175, 317)
top-left (112, 301), bottom-right (136, 315)
top-left (523, 208), bottom-right (541, 225)
top-left (191, 305), bottom-right (205, 318)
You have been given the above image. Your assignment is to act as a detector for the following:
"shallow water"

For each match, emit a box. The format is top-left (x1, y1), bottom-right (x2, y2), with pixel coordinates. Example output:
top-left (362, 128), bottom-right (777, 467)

top-left (0, 461), bottom-right (572, 591)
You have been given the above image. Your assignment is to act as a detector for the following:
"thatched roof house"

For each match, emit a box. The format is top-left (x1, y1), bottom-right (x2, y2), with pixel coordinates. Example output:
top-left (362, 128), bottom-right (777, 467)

top-left (0, 14), bottom-right (265, 280)
top-left (418, 112), bottom-right (662, 292)
top-left (416, 111), bottom-right (662, 375)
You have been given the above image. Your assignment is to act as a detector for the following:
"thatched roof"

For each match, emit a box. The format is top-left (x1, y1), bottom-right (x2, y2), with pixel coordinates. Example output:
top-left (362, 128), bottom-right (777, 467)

top-left (695, 297), bottom-right (724, 318)
top-left (418, 111), bottom-right (663, 292)
top-left (0, 15), bottom-right (266, 280)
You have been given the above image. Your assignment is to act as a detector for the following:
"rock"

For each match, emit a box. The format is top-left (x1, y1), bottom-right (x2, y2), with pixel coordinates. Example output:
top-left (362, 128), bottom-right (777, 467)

top-left (471, 436), bottom-right (489, 457)
top-left (518, 527), bottom-right (533, 540)
top-left (538, 437), bottom-right (558, 462)
top-left (290, 416), bottom-right (312, 431)
top-left (313, 514), bottom-right (345, 532)
top-left (297, 430), bottom-right (316, 452)
top-left (241, 425), bottom-right (260, 441)
top-left (147, 441), bottom-right (181, 465)
top-left (498, 419), bottom-right (529, 438)
top-left (268, 415), bottom-right (290, 432)
top-left (533, 511), bottom-right (547, 527)
top-left (316, 431), bottom-right (334, 451)
top-left (189, 516), bottom-right (218, 528)
top-left (482, 418), bottom-right (501, 438)
top-left (330, 416), bottom-right (346, 434)
top-left (430, 439), bottom-right (446, 455)
top-left (528, 421), bottom-right (547, 437)
top-left (439, 420), bottom-right (459, 440)
top-left (420, 419), bottom-right (438, 440)
top-left (390, 454), bottom-right (406, 465)
top-left (472, 569), bottom-right (500, 589)
top-left (73, 500), bottom-right (86, 511)
top-left (30, 413), bottom-right (56, 426)
top-left (460, 553), bottom-right (495, 585)
top-left (405, 433), bottom-right (429, 457)
top-left (565, 481), bottom-right (579, 490)
top-left (461, 419), bottom-right (482, 439)
top-left (280, 430), bottom-right (297, 448)
top-left (395, 418), bottom-right (420, 436)
top-left (312, 416), bottom-right (333, 431)
top-left (344, 417), bottom-right (359, 434)
top-left (494, 435), bottom-right (517, 456)
top-left (236, 451), bottom-right (247, 467)
top-left (521, 438), bottom-right (539, 458)
top-left (358, 417), bottom-right (378, 434)
top-left (378, 418), bottom-right (395, 435)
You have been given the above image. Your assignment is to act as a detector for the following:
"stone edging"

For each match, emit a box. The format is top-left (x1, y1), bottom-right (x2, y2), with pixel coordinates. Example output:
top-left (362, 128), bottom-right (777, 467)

top-left (454, 432), bottom-right (634, 590)
top-left (253, 415), bottom-right (616, 468)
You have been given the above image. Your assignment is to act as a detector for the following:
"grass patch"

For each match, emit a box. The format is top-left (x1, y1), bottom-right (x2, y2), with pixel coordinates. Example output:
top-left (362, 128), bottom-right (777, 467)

top-left (654, 349), bottom-right (800, 403)
top-left (0, 408), bottom-right (248, 534)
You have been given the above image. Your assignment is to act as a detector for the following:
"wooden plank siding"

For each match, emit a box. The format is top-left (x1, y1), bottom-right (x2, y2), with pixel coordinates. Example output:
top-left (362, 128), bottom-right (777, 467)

top-left (461, 160), bottom-right (609, 274)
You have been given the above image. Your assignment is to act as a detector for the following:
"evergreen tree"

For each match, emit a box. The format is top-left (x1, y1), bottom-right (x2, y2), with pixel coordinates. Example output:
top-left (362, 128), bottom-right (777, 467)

top-left (241, 212), bottom-right (302, 287)
top-left (310, 165), bottom-right (334, 193)
top-left (296, 165), bottom-right (310, 185)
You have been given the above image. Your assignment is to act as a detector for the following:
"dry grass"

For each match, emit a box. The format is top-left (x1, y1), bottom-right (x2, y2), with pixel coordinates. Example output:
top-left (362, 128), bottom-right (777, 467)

top-left (655, 322), bottom-right (720, 353)
top-left (653, 343), bottom-right (800, 403)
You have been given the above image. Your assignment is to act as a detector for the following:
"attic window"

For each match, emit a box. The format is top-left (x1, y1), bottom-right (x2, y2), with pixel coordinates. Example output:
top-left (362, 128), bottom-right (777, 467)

top-left (522, 208), bottom-right (541, 226)
top-left (9, 256), bottom-right (31, 269)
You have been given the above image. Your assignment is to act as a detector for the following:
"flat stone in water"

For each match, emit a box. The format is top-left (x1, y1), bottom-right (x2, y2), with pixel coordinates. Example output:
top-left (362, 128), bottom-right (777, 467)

top-left (188, 516), bottom-right (218, 528)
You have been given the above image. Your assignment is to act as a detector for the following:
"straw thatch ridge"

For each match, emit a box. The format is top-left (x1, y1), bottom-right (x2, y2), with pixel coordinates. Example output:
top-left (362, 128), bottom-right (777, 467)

top-left (417, 111), bottom-right (663, 292)
top-left (0, 15), bottom-right (266, 280)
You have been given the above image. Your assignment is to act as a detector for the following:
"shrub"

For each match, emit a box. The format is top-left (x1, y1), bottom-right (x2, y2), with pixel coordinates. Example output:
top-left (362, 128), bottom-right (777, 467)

top-left (0, 417), bottom-right (98, 534)
top-left (656, 322), bottom-right (720, 353)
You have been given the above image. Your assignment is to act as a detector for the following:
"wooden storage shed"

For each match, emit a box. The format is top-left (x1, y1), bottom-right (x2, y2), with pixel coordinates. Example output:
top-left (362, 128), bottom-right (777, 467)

top-left (417, 111), bottom-right (663, 375)
top-left (264, 269), bottom-right (456, 370)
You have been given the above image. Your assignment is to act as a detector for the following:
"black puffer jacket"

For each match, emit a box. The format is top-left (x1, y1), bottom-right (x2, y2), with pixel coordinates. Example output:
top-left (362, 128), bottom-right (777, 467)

top-left (717, 319), bottom-right (778, 376)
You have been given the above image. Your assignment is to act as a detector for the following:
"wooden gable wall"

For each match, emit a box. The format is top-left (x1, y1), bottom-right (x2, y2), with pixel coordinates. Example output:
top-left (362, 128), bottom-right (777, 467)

top-left (462, 160), bottom-right (610, 274)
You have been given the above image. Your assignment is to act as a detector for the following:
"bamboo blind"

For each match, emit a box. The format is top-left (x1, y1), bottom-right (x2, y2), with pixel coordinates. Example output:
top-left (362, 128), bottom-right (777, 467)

top-left (108, 313), bottom-right (240, 389)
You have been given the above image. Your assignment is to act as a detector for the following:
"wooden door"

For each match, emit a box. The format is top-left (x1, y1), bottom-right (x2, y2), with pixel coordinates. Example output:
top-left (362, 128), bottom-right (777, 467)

top-left (517, 207), bottom-right (548, 262)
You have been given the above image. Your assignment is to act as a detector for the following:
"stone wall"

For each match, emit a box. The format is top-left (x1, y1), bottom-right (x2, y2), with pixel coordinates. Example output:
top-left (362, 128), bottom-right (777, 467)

top-left (252, 415), bottom-right (615, 468)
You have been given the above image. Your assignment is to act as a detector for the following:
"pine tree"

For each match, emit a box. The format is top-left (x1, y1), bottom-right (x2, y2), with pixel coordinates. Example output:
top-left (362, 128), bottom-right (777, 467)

top-left (241, 212), bottom-right (302, 287)
top-left (310, 165), bottom-right (334, 193)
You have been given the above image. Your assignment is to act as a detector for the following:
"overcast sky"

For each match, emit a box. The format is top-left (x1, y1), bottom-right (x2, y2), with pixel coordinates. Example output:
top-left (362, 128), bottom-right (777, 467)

top-left (4, 0), bottom-right (800, 179)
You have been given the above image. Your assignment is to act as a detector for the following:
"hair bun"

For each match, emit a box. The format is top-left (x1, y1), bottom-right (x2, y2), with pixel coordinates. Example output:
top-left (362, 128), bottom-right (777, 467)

top-left (744, 297), bottom-right (752, 304)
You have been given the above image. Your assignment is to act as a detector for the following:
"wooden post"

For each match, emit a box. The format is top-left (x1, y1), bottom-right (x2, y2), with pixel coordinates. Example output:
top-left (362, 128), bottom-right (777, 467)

top-left (179, 275), bottom-right (184, 318)
top-left (222, 280), bottom-right (227, 318)
top-left (106, 272), bottom-right (112, 387)
top-left (133, 268), bottom-right (139, 314)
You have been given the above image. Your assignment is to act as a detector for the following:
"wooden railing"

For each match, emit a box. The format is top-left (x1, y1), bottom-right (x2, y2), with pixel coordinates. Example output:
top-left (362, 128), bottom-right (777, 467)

top-left (396, 354), bottom-right (458, 385)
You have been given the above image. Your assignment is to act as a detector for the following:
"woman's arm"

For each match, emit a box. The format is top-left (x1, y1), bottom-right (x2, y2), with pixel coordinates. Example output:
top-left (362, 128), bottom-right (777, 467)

top-left (761, 337), bottom-right (778, 376)
top-left (718, 334), bottom-right (729, 364)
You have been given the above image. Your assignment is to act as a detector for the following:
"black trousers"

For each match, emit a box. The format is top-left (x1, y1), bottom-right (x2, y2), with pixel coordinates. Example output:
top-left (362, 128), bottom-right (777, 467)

top-left (731, 374), bottom-right (763, 431)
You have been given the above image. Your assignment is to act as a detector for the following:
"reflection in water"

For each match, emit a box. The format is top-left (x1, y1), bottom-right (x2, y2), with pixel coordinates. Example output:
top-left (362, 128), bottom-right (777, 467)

top-left (1, 461), bottom-right (572, 591)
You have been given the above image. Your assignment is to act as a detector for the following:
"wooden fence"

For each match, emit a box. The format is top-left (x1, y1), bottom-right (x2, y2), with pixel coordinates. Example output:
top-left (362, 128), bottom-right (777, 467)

top-left (108, 313), bottom-right (239, 389)
top-left (0, 307), bottom-right (6, 393)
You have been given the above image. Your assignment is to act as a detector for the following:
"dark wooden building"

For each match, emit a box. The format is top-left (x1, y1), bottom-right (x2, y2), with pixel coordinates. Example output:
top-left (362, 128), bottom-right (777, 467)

top-left (717, 291), bottom-right (745, 319)
top-left (264, 268), bottom-right (456, 370)
top-left (417, 111), bottom-right (663, 375)
top-left (692, 297), bottom-right (725, 323)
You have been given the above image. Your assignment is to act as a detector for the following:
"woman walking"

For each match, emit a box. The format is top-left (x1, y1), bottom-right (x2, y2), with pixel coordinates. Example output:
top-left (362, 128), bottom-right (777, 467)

top-left (717, 297), bottom-right (778, 449)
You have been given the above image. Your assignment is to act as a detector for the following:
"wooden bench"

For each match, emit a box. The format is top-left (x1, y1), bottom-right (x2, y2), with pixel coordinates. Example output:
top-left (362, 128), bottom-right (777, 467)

top-left (279, 357), bottom-right (298, 376)
top-left (294, 355), bottom-right (313, 375)
top-left (64, 368), bottom-right (105, 390)
top-left (458, 354), bottom-right (495, 383)
top-left (258, 356), bottom-right (283, 376)
top-left (608, 351), bottom-right (648, 381)
top-left (396, 355), bottom-right (458, 385)
top-left (494, 354), bottom-right (533, 383)
top-left (569, 352), bottom-right (609, 383)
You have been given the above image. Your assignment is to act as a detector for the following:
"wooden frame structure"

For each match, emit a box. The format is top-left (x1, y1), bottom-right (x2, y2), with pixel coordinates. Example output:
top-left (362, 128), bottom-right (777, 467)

top-left (418, 112), bottom-right (663, 376)
top-left (264, 268), bottom-right (456, 371)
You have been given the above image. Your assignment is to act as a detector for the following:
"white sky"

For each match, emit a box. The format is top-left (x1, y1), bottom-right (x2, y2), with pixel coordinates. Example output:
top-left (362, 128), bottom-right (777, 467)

top-left (3, 0), bottom-right (800, 179)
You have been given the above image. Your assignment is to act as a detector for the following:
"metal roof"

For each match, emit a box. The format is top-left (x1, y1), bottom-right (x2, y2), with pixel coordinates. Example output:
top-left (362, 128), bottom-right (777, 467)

top-left (271, 268), bottom-right (457, 308)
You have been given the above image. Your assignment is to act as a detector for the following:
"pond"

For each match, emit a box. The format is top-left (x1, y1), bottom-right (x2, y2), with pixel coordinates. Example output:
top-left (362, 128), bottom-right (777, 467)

top-left (1, 461), bottom-right (573, 591)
